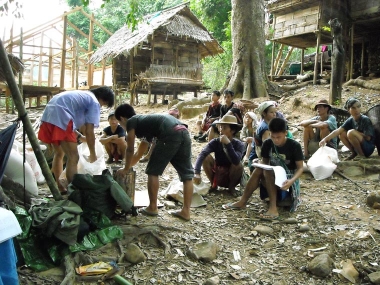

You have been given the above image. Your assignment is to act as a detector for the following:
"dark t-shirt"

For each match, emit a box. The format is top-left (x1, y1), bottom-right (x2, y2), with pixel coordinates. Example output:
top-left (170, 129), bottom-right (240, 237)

top-left (205, 102), bottom-right (222, 119)
top-left (103, 125), bottom-right (126, 137)
top-left (126, 114), bottom-right (187, 143)
top-left (341, 115), bottom-right (375, 143)
top-left (220, 102), bottom-right (243, 123)
top-left (261, 138), bottom-right (303, 170)
top-left (194, 138), bottom-right (245, 173)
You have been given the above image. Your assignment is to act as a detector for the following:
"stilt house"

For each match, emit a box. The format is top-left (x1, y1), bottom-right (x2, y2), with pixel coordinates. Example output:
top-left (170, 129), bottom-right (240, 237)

top-left (267, 0), bottom-right (380, 80)
top-left (89, 3), bottom-right (223, 103)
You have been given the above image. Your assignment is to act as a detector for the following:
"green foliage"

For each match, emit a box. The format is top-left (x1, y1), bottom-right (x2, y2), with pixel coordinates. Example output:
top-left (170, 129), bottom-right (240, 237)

top-left (201, 41), bottom-right (232, 89)
top-left (190, 0), bottom-right (231, 43)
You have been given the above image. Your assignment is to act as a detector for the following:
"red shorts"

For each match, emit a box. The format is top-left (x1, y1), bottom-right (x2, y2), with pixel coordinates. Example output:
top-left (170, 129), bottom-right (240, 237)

top-left (38, 121), bottom-right (77, 145)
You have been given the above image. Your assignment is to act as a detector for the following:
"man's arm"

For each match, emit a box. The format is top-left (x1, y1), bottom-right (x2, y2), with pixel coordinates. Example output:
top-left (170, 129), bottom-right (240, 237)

top-left (298, 119), bottom-right (319, 127)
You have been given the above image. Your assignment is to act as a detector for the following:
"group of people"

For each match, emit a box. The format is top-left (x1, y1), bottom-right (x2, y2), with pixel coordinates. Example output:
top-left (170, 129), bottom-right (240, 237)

top-left (38, 85), bottom-right (376, 221)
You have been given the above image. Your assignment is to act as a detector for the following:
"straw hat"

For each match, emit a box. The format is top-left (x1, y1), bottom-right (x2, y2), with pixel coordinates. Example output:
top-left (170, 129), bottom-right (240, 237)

top-left (254, 101), bottom-right (275, 115)
top-left (314, 99), bottom-right (331, 111)
top-left (217, 115), bottom-right (239, 125)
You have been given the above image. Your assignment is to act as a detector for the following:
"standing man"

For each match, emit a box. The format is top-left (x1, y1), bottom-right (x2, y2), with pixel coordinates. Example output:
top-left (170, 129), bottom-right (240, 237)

top-left (115, 104), bottom-right (194, 221)
top-left (38, 87), bottom-right (114, 193)
top-left (298, 99), bottom-right (337, 158)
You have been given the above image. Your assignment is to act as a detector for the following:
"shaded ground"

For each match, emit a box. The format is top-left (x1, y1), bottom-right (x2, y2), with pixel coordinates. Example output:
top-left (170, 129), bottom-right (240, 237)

top-left (2, 79), bottom-right (380, 284)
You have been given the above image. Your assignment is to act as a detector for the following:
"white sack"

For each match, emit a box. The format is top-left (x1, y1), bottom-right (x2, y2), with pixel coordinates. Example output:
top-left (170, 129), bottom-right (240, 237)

top-left (307, 146), bottom-right (339, 180)
top-left (4, 148), bottom-right (39, 195)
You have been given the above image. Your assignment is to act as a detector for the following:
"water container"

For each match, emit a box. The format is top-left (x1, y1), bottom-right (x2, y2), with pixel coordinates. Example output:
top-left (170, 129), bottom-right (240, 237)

top-left (0, 239), bottom-right (19, 285)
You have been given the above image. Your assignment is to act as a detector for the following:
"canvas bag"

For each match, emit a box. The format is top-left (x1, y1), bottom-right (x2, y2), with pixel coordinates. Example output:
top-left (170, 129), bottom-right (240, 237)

top-left (307, 146), bottom-right (339, 180)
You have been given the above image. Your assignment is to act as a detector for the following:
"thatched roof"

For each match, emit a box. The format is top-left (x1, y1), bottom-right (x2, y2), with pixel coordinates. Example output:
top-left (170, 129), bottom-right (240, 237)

top-left (89, 3), bottom-right (223, 64)
top-left (0, 54), bottom-right (24, 83)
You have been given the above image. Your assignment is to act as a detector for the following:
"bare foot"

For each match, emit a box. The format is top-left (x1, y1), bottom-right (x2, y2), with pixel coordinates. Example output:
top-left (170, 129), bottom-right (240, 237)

top-left (169, 210), bottom-right (190, 221)
top-left (344, 152), bottom-right (357, 161)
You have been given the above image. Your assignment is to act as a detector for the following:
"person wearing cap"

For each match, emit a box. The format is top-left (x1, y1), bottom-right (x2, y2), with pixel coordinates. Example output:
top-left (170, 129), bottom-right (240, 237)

top-left (114, 104), bottom-right (194, 221)
top-left (38, 87), bottom-right (114, 194)
top-left (247, 101), bottom-right (277, 171)
top-left (319, 98), bottom-right (375, 160)
top-left (193, 115), bottom-right (245, 196)
top-left (99, 111), bottom-right (127, 164)
top-left (240, 112), bottom-right (258, 164)
top-left (222, 118), bottom-right (304, 219)
top-left (298, 99), bottom-right (337, 158)
top-left (206, 89), bottom-right (243, 142)
top-left (194, 91), bottom-right (222, 142)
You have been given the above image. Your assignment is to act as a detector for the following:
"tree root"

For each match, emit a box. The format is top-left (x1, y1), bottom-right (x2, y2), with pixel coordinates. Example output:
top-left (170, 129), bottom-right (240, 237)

top-left (343, 77), bottom-right (380, 91)
top-left (60, 254), bottom-right (76, 285)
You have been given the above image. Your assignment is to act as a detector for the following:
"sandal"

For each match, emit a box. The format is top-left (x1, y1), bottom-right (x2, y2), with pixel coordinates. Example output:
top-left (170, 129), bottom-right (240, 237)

top-left (259, 213), bottom-right (279, 221)
top-left (344, 152), bottom-right (357, 161)
top-left (221, 202), bottom-right (245, 210)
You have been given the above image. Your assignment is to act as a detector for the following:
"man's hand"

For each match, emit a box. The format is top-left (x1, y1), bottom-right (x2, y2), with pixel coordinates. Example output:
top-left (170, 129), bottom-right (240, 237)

top-left (219, 135), bottom-right (230, 145)
top-left (88, 153), bottom-right (97, 163)
top-left (319, 138), bottom-right (327, 147)
top-left (281, 179), bottom-right (293, 191)
top-left (116, 168), bottom-right (130, 177)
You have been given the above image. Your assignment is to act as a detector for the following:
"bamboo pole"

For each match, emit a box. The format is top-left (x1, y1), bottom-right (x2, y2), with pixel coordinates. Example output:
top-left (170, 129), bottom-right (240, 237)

top-left (60, 15), bottom-right (67, 88)
top-left (0, 39), bottom-right (62, 201)
top-left (87, 13), bottom-right (94, 87)
top-left (301, 49), bottom-right (304, 76)
top-left (313, 31), bottom-right (320, 85)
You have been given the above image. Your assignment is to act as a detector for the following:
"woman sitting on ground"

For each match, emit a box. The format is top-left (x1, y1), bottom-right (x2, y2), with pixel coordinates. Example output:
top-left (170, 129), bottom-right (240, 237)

top-left (240, 112), bottom-right (258, 164)
top-left (319, 98), bottom-right (375, 160)
top-left (193, 115), bottom-right (244, 196)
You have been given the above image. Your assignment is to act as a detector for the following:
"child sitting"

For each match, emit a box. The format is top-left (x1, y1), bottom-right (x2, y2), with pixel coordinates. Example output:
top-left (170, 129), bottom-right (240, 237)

top-left (99, 111), bottom-right (127, 164)
top-left (194, 91), bottom-right (222, 142)
top-left (222, 118), bottom-right (304, 219)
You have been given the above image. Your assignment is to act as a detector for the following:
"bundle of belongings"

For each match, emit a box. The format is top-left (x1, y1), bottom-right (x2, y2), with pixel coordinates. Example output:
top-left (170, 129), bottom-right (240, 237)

top-left (14, 169), bottom-right (137, 271)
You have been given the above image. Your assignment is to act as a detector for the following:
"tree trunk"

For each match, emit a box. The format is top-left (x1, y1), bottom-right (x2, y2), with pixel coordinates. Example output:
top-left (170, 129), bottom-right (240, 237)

top-left (329, 19), bottom-right (345, 104)
top-left (226, 0), bottom-right (268, 99)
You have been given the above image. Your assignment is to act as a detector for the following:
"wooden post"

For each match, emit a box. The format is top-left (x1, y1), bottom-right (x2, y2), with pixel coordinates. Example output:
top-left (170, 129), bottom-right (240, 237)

top-left (361, 39), bottom-right (365, 77)
top-left (273, 44), bottom-right (284, 76)
top-left (147, 84), bottom-right (151, 105)
top-left (48, 39), bottom-right (53, 87)
top-left (38, 32), bottom-right (44, 86)
top-left (101, 59), bottom-right (105, 85)
top-left (18, 28), bottom-right (23, 114)
top-left (349, 24), bottom-right (354, 80)
top-left (87, 13), bottom-right (94, 87)
top-left (74, 39), bottom-right (79, 89)
top-left (270, 41), bottom-right (276, 80)
top-left (60, 15), bottom-right (67, 88)
top-left (313, 31), bottom-right (321, 85)
top-left (0, 39), bottom-right (62, 201)
top-left (300, 49), bottom-right (304, 76)
top-left (277, 46), bottom-right (293, 76)
top-left (153, 94), bottom-right (157, 104)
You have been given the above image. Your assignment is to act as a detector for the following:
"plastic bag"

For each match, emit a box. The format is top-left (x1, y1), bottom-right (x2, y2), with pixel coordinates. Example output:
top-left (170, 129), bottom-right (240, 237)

top-left (4, 148), bottom-right (39, 195)
top-left (307, 146), bottom-right (339, 180)
top-left (13, 141), bottom-right (46, 184)
top-left (59, 140), bottom-right (106, 189)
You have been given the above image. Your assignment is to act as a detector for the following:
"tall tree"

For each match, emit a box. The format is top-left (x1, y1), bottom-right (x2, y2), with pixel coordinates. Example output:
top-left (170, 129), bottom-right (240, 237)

top-left (225, 0), bottom-right (268, 98)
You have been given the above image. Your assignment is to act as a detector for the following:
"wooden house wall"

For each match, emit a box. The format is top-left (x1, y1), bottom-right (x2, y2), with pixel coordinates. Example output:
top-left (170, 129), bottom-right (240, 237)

top-left (271, 0), bottom-right (349, 43)
top-left (273, 5), bottom-right (319, 40)
top-left (112, 34), bottom-right (203, 88)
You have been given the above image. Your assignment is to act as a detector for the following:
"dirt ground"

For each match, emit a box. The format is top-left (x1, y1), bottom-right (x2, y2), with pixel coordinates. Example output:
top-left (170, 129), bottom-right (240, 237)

top-left (2, 79), bottom-right (380, 284)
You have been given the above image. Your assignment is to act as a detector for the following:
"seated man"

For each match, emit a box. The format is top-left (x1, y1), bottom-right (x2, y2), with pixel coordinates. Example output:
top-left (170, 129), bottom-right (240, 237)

top-left (99, 111), bottom-right (127, 164)
top-left (320, 98), bottom-right (375, 160)
top-left (298, 99), bottom-right (337, 158)
top-left (222, 118), bottom-right (304, 219)
top-left (193, 115), bottom-right (244, 196)
top-left (194, 91), bottom-right (221, 142)
top-left (205, 89), bottom-right (243, 142)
